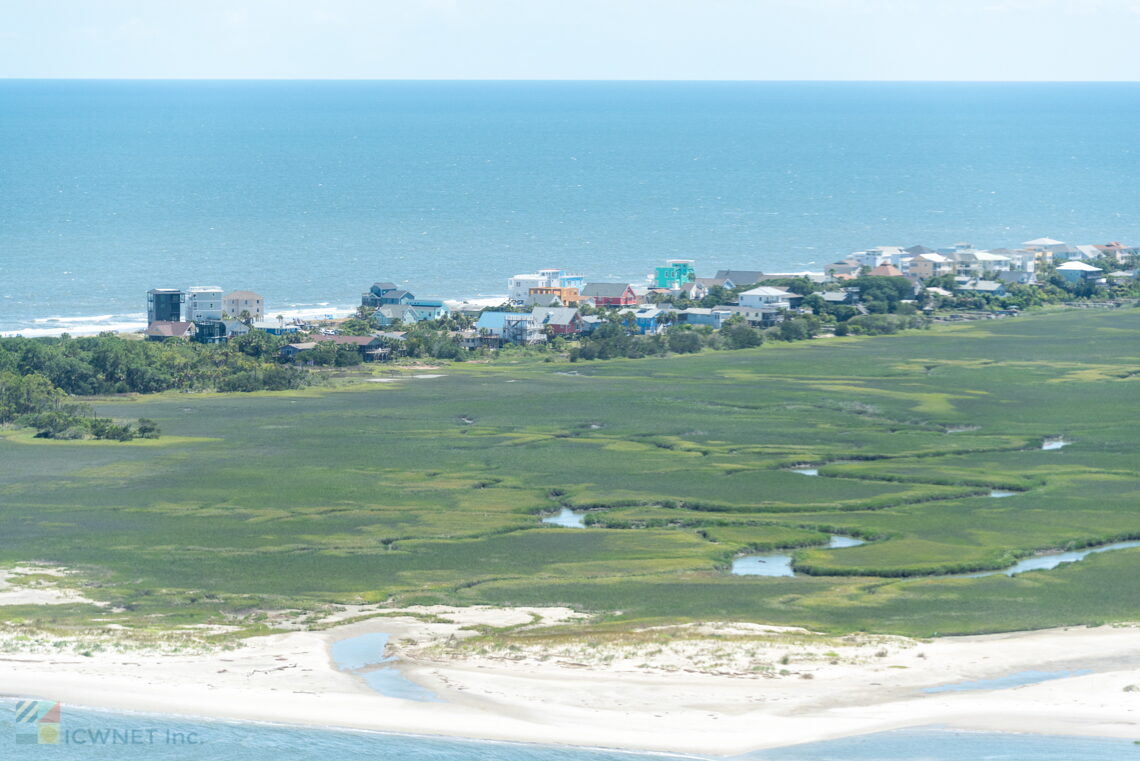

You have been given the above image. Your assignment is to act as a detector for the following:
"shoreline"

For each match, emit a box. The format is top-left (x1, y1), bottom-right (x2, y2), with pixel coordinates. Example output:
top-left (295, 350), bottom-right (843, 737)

top-left (0, 296), bottom-right (513, 339)
top-left (1, 608), bottom-right (1137, 756)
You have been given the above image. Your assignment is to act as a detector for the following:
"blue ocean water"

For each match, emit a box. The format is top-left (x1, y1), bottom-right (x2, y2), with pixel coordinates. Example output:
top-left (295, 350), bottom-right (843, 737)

top-left (2, 80), bottom-right (1139, 334)
top-left (1, 701), bottom-right (1134, 761)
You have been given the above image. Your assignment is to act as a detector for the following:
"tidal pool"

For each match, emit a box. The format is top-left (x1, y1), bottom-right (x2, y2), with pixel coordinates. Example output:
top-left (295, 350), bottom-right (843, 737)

top-left (542, 508), bottom-right (586, 528)
top-left (922, 669), bottom-right (1093, 693)
top-left (331, 632), bottom-right (442, 703)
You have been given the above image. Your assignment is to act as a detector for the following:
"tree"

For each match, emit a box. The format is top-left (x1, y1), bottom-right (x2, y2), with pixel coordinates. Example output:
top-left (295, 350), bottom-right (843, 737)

top-left (136, 418), bottom-right (161, 439)
top-left (666, 328), bottom-right (702, 354)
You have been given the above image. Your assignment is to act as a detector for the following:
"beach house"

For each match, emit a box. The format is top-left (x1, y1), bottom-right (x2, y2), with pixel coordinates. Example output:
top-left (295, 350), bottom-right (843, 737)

top-left (361, 282), bottom-right (399, 308)
top-left (582, 283), bottom-right (638, 308)
top-left (507, 269), bottom-right (586, 304)
top-left (146, 288), bottom-right (184, 323)
top-left (737, 286), bottom-right (798, 309)
top-left (223, 290), bottom-right (264, 322)
top-left (531, 307), bottom-right (584, 336)
top-left (1055, 261), bottom-right (1103, 283)
top-left (652, 259), bottom-right (696, 289)
top-left (474, 311), bottom-right (543, 346)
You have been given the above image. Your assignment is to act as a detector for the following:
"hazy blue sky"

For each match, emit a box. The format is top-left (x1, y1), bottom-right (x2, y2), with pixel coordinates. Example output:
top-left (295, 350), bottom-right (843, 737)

top-left (2, 0), bottom-right (1138, 80)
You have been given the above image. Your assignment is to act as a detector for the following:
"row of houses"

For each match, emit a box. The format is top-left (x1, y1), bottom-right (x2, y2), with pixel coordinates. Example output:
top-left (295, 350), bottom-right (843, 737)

top-left (829, 238), bottom-right (1138, 286)
top-left (464, 285), bottom-right (805, 347)
top-left (143, 286), bottom-right (303, 343)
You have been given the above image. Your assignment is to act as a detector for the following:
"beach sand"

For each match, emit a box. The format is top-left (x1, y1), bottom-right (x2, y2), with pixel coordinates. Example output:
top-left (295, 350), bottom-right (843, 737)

top-left (1, 607), bottom-right (1137, 755)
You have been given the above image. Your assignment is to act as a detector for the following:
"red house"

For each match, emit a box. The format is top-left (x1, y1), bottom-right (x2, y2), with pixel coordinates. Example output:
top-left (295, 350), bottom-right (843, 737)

top-left (582, 282), bottom-right (638, 308)
top-left (531, 307), bottom-right (583, 335)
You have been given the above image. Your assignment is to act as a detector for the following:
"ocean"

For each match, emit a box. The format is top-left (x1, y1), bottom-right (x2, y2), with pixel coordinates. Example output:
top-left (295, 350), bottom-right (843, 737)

top-left (2, 80), bottom-right (1139, 335)
top-left (0, 701), bottom-right (1134, 761)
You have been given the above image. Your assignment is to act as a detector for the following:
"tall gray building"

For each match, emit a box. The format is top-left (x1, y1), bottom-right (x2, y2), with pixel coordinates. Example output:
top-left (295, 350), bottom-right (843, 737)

top-left (147, 288), bottom-right (184, 323)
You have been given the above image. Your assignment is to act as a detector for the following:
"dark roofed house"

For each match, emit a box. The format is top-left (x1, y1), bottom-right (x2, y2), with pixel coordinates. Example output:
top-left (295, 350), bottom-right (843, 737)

top-left (145, 321), bottom-right (197, 341)
top-left (959, 279), bottom-right (1007, 296)
top-left (581, 283), bottom-right (638, 307)
top-left (362, 281), bottom-right (400, 307)
top-left (532, 307), bottom-right (583, 335)
top-left (380, 289), bottom-right (415, 305)
top-left (713, 270), bottom-right (765, 287)
top-left (279, 342), bottom-right (318, 361)
top-left (310, 334), bottom-right (386, 360)
top-left (694, 276), bottom-right (735, 290)
top-left (820, 290), bottom-right (855, 304)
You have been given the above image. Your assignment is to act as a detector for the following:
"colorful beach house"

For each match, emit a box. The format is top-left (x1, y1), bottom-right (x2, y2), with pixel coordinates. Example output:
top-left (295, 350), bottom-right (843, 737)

top-left (652, 259), bottom-right (696, 290)
top-left (361, 282), bottom-right (399, 308)
top-left (507, 269), bottom-right (586, 304)
top-left (582, 282), bottom-right (638, 308)
top-left (475, 311), bottom-right (543, 346)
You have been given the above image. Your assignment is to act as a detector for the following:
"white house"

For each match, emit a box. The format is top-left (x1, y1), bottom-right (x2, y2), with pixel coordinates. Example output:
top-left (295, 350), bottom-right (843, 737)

top-left (185, 286), bottom-right (224, 322)
top-left (506, 268), bottom-right (585, 303)
top-left (738, 286), bottom-right (796, 309)
top-left (952, 251), bottom-right (1012, 277)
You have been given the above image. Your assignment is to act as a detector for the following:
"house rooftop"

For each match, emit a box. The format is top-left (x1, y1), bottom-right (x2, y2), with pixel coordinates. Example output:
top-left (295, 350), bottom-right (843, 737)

top-left (1056, 261), bottom-right (1103, 272)
top-left (531, 307), bottom-right (581, 326)
top-left (145, 321), bottom-right (194, 337)
top-left (739, 286), bottom-right (796, 297)
top-left (714, 270), bottom-right (765, 285)
top-left (582, 282), bottom-right (635, 298)
top-left (311, 334), bottom-right (380, 346)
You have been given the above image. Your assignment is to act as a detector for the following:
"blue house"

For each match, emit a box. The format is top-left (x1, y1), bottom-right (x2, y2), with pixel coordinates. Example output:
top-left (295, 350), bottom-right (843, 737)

top-left (361, 281), bottom-right (398, 308)
top-left (474, 311), bottom-right (541, 345)
top-left (676, 308), bottom-right (723, 328)
top-left (381, 290), bottom-right (415, 306)
top-left (627, 307), bottom-right (676, 335)
top-left (407, 299), bottom-right (449, 321)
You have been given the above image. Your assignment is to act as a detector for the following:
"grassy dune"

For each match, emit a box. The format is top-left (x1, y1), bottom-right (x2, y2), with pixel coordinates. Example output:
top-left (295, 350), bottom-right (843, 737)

top-left (0, 309), bottom-right (1137, 636)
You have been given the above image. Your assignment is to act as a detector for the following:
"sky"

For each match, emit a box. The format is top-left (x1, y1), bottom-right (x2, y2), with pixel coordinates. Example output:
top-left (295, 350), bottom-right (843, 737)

top-left (1, 0), bottom-right (1138, 81)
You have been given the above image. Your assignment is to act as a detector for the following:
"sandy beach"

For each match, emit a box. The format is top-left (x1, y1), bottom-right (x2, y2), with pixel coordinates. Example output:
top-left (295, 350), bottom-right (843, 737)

top-left (1, 603), bottom-right (1137, 756)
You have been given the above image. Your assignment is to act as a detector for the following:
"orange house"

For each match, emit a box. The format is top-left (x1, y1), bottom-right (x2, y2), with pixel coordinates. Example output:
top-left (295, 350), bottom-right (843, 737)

top-left (528, 286), bottom-right (583, 305)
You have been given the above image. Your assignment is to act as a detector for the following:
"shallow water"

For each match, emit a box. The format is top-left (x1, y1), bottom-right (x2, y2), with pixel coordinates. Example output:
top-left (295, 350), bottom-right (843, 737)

top-left (733, 536), bottom-right (864, 576)
top-left (731, 553), bottom-right (795, 577)
top-left (3, 701), bottom-right (1129, 761)
top-left (735, 537), bottom-right (1140, 579)
top-left (964, 540), bottom-right (1140, 578)
top-left (791, 468), bottom-right (818, 476)
top-left (542, 508), bottom-right (586, 528)
top-left (0, 699), bottom-right (674, 760)
top-left (330, 633), bottom-right (441, 703)
top-left (990, 490), bottom-right (1017, 498)
top-left (1042, 439), bottom-right (1069, 450)
top-left (741, 727), bottom-right (1131, 760)
top-left (921, 669), bottom-right (1094, 694)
